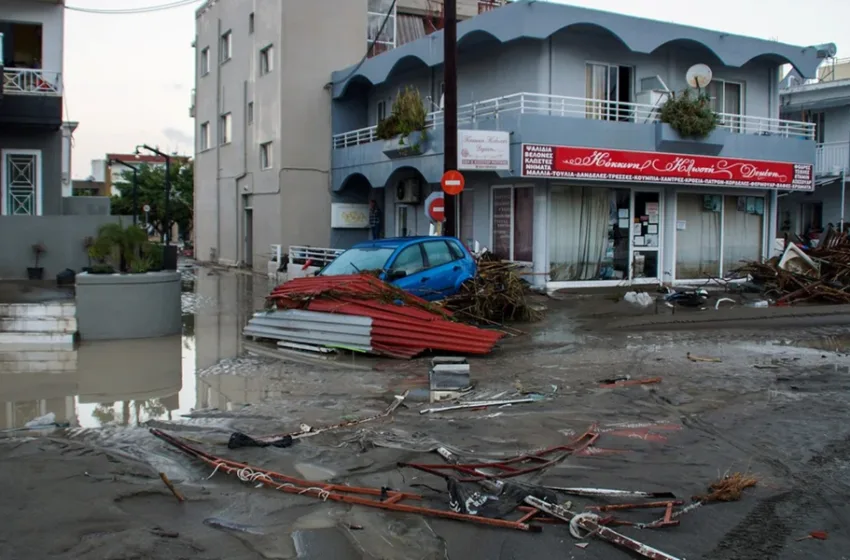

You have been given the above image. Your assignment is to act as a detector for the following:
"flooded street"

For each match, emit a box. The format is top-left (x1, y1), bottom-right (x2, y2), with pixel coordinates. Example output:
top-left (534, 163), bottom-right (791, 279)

top-left (2, 266), bottom-right (850, 559)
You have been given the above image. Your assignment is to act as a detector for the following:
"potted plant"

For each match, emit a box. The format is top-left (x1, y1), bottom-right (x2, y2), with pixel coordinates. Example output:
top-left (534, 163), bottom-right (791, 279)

top-left (377, 86), bottom-right (429, 157)
top-left (87, 222), bottom-right (153, 274)
top-left (83, 236), bottom-right (95, 272)
top-left (659, 90), bottom-right (719, 138)
top-left (28, 242), bottom-right (46, 280)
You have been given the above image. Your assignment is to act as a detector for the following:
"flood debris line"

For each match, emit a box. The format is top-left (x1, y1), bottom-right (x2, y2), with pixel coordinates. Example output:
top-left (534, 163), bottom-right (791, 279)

top-left (246, 274), bottom-right (504, 358)
top-left (441, 253), bottom-right (543, 324)
top-left (149, 429), bottom-right (541, 532)
top-left (599, 376), bottom-right (662, 389)
top-left (739, 230), bottom-right (850, 304)
top-left (231, 391), bottom-right (408, 445)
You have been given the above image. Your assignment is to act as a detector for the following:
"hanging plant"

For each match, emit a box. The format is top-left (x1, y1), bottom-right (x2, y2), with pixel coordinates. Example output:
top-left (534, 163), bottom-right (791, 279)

top-left (376, 86), bottom-right (428, 154)
top-left (659, 90), bottom-right (719, 138)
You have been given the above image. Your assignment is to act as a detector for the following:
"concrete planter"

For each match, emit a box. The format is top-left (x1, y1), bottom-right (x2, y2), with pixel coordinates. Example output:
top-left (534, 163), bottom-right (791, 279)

top-left (382, 130), bottom-right (429, 159)
top-left (75, 271), bottom-right (181, 340)
top-left (654, 122), bottom-right (728, 156)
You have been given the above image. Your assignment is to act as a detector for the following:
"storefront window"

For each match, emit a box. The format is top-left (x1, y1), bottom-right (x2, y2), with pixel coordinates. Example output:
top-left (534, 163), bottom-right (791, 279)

top-left (676, 193), bottom-right (765, 280)
top-left (722, 196), bottom-right (764, 274)
top-left (676, 193), bottom-right (721, 279)
top-left (491, 186), bottom-right (533, 262)
top-left (459, 190), bottom-right (475, 249)
top-left (549, 186), bottom-right (630, 281)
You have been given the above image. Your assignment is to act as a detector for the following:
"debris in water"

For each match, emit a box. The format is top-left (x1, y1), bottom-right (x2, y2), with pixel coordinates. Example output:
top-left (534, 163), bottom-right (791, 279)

top-left (693, 472), bottom-right (758, 503)
top-left (687, 353), bottom-right (722, 363)
top-left (158, 472), bottom-right (185, 503)
top-left (796, 530), bottom-right (828, 541)
top-left (599, 377), bottom-right (661, 389)
top-left (575, 542), bottom-right (589, 549)
top-left (203, 518), bottom-right (265, 535)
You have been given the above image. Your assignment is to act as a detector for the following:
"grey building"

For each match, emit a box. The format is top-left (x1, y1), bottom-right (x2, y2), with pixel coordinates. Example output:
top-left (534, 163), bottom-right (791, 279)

top-left (779, 58), bottom-right (850, 236)
top-left (0, 0), bottom-right (64, 217)
top-left (330, 0), bottom-right (831, 289)
top-left (191, 0), bottom-right (503, 270)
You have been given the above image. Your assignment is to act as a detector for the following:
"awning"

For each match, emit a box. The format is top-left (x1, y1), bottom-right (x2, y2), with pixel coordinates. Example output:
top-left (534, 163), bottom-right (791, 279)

top-left (815, 175), bottom-right (842, 187)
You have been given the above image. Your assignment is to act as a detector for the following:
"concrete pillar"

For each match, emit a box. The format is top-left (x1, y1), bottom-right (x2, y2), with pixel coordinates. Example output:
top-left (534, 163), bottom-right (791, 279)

top-left (532, 181), bottom-right (548, 288)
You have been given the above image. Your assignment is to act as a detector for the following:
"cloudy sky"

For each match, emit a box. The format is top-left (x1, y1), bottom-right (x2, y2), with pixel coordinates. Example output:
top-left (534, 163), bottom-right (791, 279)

top-left (65, 0), bottom-right (848, 179)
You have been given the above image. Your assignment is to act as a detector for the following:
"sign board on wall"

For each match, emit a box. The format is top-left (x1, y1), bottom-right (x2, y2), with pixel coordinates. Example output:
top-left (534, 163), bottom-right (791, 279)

top-left (521, 144), bottom-right (814, 191)
top-left (458, 130), bottom-right (510, 171)
top-left (330, 203), bottom-right (370, 228)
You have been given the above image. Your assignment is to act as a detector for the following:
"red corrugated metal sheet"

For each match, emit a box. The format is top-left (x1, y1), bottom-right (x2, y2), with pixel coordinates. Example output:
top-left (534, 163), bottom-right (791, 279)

top-left (267, 274), bottom-right (503, 359)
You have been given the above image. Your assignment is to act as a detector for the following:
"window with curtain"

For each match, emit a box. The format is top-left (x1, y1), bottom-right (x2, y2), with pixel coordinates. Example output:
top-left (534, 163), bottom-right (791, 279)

top-left (549, 185), bottom-right (612, 281)
top-left (675, 193), bottom-right (721, 279)
top-left (706, 80), bottom-right (743, 132)
top-left (722, 196), bottom-right (763, 275)
top-left (585, 63), bottom-right (633, 121)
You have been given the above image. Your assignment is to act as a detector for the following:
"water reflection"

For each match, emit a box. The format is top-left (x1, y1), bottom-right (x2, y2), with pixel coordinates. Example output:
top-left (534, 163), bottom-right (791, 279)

top-left (1, 267), bottom-right (272, 430)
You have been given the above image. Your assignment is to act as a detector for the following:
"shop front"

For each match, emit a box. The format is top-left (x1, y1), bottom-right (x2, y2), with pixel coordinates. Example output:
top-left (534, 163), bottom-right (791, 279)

top-left (519, 144), bottom-right (814, 289)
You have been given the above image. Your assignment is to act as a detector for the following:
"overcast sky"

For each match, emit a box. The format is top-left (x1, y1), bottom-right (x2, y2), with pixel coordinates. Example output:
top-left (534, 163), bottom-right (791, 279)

top-left (64, 0), bottom-right (848, 179)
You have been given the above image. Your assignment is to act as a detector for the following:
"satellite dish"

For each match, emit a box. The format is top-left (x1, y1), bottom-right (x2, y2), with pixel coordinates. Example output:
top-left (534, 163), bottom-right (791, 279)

top-left (686, 64), bottom-right (713, 89)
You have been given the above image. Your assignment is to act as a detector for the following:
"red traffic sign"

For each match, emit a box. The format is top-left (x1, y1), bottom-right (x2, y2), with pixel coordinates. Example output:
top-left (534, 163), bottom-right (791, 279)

top-left (441, 170), bottom-right (465, 195)
top-left (426, 192), bottom-right (445, 223)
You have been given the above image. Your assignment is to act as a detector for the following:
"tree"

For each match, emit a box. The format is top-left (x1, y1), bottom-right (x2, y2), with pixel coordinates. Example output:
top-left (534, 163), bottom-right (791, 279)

top-left (110, 161), bottom-right (194, 242)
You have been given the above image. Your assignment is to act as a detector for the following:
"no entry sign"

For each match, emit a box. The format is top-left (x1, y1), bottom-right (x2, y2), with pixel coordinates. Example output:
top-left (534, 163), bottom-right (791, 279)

top-left (424, 191), bottom-right (445, 223)
top-left (441, 170), bottom-right (465, 195)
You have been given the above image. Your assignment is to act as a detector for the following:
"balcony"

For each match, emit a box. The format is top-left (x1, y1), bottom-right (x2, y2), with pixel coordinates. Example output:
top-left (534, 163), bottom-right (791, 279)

top-left (333, 92), bottom-right (815, 149)
top-left (815, 141), bottom-right (849, 175)
top-left (2, 68), bottom-right (62, 96)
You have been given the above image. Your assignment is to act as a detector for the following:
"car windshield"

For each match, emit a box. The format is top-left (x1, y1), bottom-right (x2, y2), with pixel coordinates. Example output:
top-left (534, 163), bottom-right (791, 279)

top-left (320, 247), bottom-right (395, 276)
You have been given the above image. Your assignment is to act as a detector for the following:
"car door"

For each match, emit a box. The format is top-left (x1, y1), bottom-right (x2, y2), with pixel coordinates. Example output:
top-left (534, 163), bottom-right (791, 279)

top-left (386, 243), bottom-right (429, 297)
top-left (421, 240), bottom-right (461, 298)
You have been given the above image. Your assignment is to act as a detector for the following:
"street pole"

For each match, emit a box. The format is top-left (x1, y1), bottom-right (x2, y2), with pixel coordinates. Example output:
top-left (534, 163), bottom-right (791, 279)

top-left (164, 154), bottom-right (171, 245)
top-left (131, 167), bottom-right (138, 226)
top-left (840, 167), bottom-right (846, 233)
top-left (442, 0), bottom-right (458, 237)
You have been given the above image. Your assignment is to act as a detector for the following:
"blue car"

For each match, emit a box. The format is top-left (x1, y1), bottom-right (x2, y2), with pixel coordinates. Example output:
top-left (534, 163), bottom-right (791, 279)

top-left (319, 236), bottom-right (477, 301)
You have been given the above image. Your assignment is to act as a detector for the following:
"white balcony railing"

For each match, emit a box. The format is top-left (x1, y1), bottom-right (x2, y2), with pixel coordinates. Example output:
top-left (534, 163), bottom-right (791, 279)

top-left (333, 92), bottom-right (815, 149)
top-left (2, 68), bottom-right (62, 96)
top-left (815, 141), bottom-right (850, 175)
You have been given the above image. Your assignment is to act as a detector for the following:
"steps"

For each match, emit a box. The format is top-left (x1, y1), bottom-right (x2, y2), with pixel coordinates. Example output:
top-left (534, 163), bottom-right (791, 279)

top-left (0, 303), bottom-right (77, 351)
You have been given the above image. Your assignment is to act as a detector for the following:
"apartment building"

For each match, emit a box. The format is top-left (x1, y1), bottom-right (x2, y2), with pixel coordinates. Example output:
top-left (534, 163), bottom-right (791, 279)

top-left (329, 0), bottom-right (831, 289)
top-left (192, 0), bottom-right (505, 269)
top-left (0, 0), bottom-right (64, 216)
top-left (779, 57), bottom-right (850, 236)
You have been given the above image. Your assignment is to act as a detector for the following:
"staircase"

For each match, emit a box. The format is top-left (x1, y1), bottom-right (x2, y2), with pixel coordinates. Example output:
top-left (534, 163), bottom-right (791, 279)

top-left (0, 302), bottom-right (77, 352)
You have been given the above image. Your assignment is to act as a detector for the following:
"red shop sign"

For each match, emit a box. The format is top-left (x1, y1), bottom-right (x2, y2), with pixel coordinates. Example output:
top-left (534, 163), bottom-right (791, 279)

top-left (521, 144), bottom-right (814, 191)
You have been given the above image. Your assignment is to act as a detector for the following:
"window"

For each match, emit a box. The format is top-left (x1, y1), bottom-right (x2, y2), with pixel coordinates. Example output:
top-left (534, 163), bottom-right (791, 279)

top-left (249, 12), bottom-right (255, 33)
top-left (200, 47), bottom-right (210, 76)
top-left (260, 141), bottom-right (273, 169)
top-left (376, 100), bottom-right (386, 124)
top-left (706, 80), bottom-right (743, 131)
top-left (491, 186), bottom-right (533, 262)
top-left (459, 190), bottom-right (474, 248)
top-left (585, 63), bottom-right (634, 122)
top-left (423, 241), bottom-right (455, 268)
top-left (220, 30), bottom-right (232, 62)
top-left (247, 102), bottom-right (254, 125)
top-left (807, 111), bottom-right (825, 144)
top-left (390, 245), bottom-right (425, 276)
top-left (199, 121), bottom-right (211, 151)
top-left (219, 113), bottom-right (232, 145)
top-left (447, 240), bottom-right (465, 260)
top-left (259, 45), bottom-right (273, 75)
top-left (367, 0), bottom-right (396, 55)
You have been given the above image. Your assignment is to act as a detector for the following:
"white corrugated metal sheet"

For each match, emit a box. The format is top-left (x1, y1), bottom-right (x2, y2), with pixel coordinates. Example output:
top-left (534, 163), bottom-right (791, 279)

top-left (243, 309), bottom-right (373, 353)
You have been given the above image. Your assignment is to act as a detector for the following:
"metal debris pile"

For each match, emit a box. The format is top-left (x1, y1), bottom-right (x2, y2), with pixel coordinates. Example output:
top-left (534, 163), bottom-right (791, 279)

top-left (442, 252), bottom-right (543, 324)
top-left (737, 230), bottom-right (850, 304)
top-left (245, 274), bottom-right (504, 358)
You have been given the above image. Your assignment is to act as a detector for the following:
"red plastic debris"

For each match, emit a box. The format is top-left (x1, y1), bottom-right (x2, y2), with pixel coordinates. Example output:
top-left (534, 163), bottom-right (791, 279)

top-left (267, 274), bottom-right (504, 359)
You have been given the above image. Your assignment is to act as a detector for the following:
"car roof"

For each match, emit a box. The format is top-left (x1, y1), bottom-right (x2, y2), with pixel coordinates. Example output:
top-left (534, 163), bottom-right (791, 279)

top-left (351, 236), bottom-right (461, 250)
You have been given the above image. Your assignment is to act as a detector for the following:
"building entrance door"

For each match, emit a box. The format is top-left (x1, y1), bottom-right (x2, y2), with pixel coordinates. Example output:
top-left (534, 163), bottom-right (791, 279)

top-left (629, 190), bottom-right (662, 281)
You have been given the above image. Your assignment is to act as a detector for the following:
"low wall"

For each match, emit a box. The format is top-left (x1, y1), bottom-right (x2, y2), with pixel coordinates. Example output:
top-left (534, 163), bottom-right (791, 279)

top-left (76, 271), bottom-right (182, 340)
top-left (0, 215), bottom-right (122, 280)
top-left (62, 196), bottom-right (112, 216)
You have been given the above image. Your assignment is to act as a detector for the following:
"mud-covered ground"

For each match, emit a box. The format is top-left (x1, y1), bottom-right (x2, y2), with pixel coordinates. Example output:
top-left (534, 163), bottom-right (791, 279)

top-left (2, 268), bottom-right (850, 560)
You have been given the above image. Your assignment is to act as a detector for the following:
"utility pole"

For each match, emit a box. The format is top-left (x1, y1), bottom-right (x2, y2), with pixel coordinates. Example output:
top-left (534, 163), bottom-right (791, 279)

top-left (442, 0), bottom-right (458, 237)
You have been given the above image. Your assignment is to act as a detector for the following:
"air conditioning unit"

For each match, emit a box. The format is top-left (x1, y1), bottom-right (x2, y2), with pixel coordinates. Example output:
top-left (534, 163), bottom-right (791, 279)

top-left (395, 178), bottom-right (420, 203)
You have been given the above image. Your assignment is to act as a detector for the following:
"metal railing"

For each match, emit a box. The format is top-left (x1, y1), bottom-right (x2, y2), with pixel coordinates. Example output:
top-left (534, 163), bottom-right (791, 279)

top-left (332, 92), bottom-right (815, 149)
top-left (815, 141), bottom-right (850, 174)
top-left (288, 245), bottom-right (344, 268)
top-left (2, 68), bottom-right (62, 95)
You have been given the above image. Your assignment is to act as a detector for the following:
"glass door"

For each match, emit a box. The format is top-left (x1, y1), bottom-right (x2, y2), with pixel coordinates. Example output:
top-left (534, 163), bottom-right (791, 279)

top-left (396, 204), bottom-right (415, 237)
top-left (629, 191), bottom-right (661, 281)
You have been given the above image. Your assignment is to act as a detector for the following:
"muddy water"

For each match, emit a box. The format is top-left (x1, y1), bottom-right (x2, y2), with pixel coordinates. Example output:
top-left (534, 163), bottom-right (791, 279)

top-left (0, 267), bottom-right (271, 431)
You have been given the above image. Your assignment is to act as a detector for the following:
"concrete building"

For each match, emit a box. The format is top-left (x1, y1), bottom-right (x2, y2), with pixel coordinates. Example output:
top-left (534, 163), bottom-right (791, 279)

top-left (191, 0), bottom-right (505, 270)
top-left (779, 58), bottom-right (850, 236)
top-left (329, 0), bottom-right (830, 290)
top-left (0, 0), bottom-right (64, 216)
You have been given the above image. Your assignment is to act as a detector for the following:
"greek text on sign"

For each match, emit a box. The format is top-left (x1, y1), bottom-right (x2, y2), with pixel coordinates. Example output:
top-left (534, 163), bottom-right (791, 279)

top-left (521, 144), bottom-right (814, 191)
top-left (458, 130), bottom-right (510, 171)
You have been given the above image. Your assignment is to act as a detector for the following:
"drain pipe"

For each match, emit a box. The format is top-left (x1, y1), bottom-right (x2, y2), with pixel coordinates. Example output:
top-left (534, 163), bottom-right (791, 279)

top-left (841, 167), bottom-right (846, 232)
top-left (215, 17), bottom-right (222, 262)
